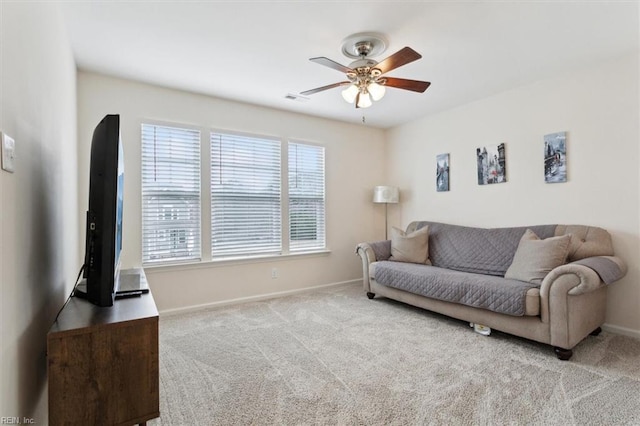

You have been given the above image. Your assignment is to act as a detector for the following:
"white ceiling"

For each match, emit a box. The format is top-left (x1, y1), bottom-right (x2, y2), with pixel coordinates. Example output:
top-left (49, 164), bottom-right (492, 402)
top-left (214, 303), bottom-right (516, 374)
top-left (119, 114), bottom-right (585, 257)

top-left (59, 1), bottom-right (638, 129)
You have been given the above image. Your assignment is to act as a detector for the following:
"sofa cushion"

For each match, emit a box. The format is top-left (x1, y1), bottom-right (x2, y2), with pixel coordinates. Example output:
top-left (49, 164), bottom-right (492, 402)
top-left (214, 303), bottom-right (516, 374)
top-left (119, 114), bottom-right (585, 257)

top-left (407, 221), bottom-right (557, 276)
top-left (525, 288), bottom-right (540, 316)
top-left (389, 226), bottom-right (431, 264)
top-left (505, 229), bottom-right (571, 284)
top-left (370, 262), bottom-right (541, 316)
top-left (373, 261), bottom-right (540, 316)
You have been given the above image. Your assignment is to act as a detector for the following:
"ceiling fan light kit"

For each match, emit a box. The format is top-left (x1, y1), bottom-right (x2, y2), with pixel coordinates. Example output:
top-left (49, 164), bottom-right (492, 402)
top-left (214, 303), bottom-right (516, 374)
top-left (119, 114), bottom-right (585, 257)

top-left (341, 71), bottom-right (386, 108)
top-left (302, 32), bottom-right (431, 109)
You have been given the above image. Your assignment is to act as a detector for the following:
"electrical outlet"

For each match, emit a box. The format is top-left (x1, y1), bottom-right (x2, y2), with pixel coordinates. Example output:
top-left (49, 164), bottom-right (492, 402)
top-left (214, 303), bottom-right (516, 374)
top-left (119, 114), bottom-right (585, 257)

top-left (1, 132), bottom-right (16, 173)
top-left (271, 268), bottom-right (278, 279)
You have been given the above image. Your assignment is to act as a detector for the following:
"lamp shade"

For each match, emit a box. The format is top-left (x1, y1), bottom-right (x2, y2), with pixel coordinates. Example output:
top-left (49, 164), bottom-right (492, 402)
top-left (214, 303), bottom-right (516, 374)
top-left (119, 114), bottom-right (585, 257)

top-left (341, 84), bottom-right (359, 103)
top-left (368, 82), bottom-right (386, 101)
top-left (357, 92), bottom-right (372, 108)
top-left (373, 186), bottom-right (399, 203)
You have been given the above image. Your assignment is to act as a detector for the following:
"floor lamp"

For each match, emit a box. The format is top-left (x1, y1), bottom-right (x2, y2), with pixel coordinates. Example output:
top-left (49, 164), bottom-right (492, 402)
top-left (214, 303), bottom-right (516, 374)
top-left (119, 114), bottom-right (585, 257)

top-left (373, 186), bottom-right (399, 240)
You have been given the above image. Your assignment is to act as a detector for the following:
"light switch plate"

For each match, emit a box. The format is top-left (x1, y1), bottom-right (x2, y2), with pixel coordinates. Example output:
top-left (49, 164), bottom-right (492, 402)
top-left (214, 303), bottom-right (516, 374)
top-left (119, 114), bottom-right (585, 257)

top-left (1, 131), bottom-right (16, 173)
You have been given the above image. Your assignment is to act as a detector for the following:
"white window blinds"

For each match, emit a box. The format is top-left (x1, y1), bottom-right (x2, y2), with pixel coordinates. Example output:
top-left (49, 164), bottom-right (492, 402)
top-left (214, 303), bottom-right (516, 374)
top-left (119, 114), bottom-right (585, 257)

top-left (211, 132), bottom-right (282, 257)
top-left (141, 124), bottom-right (201, 264)
top-left (288, 142), bottom-right (325, 251)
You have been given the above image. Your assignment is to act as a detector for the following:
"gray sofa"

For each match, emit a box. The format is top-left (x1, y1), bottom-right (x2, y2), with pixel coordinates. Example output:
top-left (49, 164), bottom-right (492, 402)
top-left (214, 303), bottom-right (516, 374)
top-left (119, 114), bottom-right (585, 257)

top-left (356, 221), bottom-right (627, 360)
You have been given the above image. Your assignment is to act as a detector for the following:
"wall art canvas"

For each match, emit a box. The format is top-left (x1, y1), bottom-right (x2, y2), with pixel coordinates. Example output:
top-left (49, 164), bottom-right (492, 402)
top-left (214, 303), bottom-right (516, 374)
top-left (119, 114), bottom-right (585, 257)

top-left (544, 131), bottom-right (567, 183)
top-left (436, 153), bottom-right (450, 192)
top-left (476, 143), bottom-right (506, 185)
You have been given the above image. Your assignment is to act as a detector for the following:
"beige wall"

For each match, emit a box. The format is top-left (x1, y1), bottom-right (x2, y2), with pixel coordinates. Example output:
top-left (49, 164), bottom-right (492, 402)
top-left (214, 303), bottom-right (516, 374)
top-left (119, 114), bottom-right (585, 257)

top-left (386, 53), bottom-right (640, 335)
top-left (0, 2), bottom-right (78, 422)
top-left (77, 72), bottom-right (387, 312)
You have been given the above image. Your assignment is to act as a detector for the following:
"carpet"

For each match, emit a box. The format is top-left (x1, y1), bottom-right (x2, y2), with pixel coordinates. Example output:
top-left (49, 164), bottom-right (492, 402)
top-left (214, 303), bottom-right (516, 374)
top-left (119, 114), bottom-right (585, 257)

top-left (150, 283), bottom-right (640, 425)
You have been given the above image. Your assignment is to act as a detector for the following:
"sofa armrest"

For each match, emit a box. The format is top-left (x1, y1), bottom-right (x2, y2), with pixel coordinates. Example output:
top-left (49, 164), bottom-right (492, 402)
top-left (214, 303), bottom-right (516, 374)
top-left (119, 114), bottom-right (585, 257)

top-left (539, 263), bottom-right (602, 326)
top-left (542, 255), bottom-right (627, 296)
top-left (355, 240), bottom-right (391, 292)
top-left (539, 256), bottom-right (626, 348)
top-left (542, 263), bottom-right (603, 297)
top-left (571, 256), bottom-right (627, 286)
top-left (356, 240), bottom-right (391, 262)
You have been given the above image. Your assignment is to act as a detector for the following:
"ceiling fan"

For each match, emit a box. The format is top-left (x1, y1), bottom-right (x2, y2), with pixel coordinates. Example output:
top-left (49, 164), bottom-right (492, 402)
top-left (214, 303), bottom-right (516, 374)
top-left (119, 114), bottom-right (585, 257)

top-left (301, 34), bottom-right (431, 109)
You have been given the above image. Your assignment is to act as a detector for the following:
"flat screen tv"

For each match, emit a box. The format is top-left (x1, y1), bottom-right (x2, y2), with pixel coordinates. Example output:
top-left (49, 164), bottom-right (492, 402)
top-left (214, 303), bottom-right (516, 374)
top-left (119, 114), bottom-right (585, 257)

top-left (75, 114), bottom-right (124, 307)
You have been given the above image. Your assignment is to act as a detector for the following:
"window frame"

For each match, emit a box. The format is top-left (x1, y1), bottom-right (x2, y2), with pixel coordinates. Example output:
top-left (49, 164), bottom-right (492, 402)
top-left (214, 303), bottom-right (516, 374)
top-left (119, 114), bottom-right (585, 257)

top-left (140, 123), bottom-right (328, 267)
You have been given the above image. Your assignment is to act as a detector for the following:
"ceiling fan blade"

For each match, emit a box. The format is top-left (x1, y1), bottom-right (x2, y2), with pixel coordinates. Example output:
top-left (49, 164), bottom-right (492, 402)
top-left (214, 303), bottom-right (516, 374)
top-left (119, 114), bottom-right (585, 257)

top-left (383, 77), bottom-right (431, 93)
top-left (374, 47), bottom-right (422, 75)
top-left (300, 81), bottom-right (351, 96)
top-left (309, 57), bottom-right (353, 74)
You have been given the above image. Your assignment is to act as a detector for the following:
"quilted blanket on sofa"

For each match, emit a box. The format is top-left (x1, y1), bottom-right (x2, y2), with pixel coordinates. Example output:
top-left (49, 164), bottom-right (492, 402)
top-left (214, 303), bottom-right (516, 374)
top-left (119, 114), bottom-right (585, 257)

top-left (374, 261), bottom-right (539, 316)
top-left (408, 221), bottom-right (557, 276)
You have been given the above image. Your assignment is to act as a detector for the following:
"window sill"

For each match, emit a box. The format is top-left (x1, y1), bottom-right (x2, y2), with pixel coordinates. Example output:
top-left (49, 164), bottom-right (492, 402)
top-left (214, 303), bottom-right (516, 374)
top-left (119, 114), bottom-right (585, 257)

top-left (142, 249), bottom-right (332, 273)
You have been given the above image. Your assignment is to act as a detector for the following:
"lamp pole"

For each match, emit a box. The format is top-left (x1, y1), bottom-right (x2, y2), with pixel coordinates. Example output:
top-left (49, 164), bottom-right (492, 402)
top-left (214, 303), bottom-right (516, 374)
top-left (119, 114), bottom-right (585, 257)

top-left (373, 186), bottom-right (399, 241)
top-left (384, 202), bottom-right (389, 240)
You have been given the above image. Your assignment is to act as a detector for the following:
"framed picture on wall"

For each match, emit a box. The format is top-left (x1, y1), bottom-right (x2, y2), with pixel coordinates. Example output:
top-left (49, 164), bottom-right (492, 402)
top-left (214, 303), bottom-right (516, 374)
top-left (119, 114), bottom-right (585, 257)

top-left (544, 131), bottom-right (567, 183)
top-left (436, 153), bottom-right (450, 192)
top-left (476, 143), bottom-right (506, 185)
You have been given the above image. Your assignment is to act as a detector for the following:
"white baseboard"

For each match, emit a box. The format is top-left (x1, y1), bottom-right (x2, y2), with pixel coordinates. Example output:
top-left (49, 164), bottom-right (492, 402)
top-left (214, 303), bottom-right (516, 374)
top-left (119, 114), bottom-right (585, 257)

top-left (159, 279), bottom-right (360, 316)
top-left (602, 323), bottom-right (640, 339)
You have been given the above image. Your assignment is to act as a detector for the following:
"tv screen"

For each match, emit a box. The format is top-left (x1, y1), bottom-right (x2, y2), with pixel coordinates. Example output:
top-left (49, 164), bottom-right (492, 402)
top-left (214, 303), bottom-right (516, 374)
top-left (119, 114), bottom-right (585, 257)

top-left (75, 114), bottom-right (123, 307)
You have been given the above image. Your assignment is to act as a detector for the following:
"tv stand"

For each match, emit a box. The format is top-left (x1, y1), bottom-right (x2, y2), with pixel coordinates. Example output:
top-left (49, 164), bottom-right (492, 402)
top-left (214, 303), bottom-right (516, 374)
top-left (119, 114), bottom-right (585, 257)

top-left (47, 268), bottom-right (159, 425)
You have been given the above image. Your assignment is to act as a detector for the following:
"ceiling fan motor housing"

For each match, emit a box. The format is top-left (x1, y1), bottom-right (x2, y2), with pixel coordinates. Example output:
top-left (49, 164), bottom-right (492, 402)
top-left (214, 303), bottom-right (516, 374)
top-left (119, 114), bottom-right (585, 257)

top-left (348, 58), bottom-right (378, 69)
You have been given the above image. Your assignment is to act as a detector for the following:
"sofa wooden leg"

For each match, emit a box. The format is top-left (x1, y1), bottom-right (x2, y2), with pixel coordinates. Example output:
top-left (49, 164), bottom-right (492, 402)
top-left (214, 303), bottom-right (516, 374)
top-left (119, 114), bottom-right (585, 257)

top-left (590, 327), bottom-right (602, 336)
top-left (366, 292), bottom-right (375, 299)
top-left (554, 347), bottom-right (573, 361)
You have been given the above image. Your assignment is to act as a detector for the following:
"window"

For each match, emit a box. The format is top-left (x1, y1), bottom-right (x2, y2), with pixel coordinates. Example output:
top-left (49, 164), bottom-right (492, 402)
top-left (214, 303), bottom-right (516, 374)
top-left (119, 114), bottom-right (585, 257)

top-left (211, 132), bottom-right (281, 257)
top-left (142, 124), bottom-right (326, 265)
top-left (141, 124), bottom-right (201, 263)
top-left (288, 142), bottom-right (325, 251)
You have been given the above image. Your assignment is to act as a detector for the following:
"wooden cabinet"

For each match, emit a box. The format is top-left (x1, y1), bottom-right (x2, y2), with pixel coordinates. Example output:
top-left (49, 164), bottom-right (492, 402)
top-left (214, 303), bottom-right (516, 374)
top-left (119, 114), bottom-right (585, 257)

top-left (47, 270), bottom-right (159, 426)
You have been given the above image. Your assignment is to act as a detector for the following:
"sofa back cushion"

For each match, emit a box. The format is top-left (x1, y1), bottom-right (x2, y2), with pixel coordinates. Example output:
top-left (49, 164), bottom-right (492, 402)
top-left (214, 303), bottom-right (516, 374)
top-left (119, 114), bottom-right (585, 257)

top-left (406, 221), bottom-right (556, 276)
top-left (554, 225), bottom-right (614, 261)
